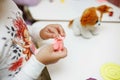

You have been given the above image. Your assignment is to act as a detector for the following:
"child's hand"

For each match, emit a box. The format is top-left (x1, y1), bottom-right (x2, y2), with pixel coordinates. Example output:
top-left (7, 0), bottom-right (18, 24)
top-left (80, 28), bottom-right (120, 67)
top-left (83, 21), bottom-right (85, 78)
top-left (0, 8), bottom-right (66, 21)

top-left (40, 24), bottom-right (65, 40)
top-left (35, 43), bottom-right (67, 65)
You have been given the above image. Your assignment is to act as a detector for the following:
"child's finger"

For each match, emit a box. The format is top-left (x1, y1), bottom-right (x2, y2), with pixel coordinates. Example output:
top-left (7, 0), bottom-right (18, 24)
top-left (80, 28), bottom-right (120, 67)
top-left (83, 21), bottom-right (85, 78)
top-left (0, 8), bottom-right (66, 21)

top-left (59, 47), bottom-right (67, 58)
top-left (45, 32), bottom-right (57, 38)
top-left (54, 47), bottom-right (67, 58)
top-left (56, 25), bottom-right (66, 37)
top-left (48, 27), bottom-right (59, 37)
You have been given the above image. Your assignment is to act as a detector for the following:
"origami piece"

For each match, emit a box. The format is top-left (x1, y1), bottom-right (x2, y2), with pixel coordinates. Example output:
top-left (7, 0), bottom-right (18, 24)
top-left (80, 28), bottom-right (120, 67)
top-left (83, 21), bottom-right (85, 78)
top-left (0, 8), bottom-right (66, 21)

top-left (100, 63), bottom-right (120, 80)
top-left (53, 36), bottom-right (64, 51)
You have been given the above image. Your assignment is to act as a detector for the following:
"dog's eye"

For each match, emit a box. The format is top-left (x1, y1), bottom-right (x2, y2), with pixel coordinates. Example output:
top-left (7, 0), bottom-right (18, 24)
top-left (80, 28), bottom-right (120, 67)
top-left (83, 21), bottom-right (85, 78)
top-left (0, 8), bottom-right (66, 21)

top-left (96, 20), bottom-right (98, 23)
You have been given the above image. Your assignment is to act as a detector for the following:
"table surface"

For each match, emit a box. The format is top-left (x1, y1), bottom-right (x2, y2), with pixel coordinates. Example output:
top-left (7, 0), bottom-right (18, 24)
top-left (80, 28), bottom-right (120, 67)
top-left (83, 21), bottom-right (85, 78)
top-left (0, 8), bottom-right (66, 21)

top-left (30, 0), bottom-right (120, 80)
top-left (32, 21), bottom-right (120, 80)
top-left (29, 0), bottom-right (120, 21)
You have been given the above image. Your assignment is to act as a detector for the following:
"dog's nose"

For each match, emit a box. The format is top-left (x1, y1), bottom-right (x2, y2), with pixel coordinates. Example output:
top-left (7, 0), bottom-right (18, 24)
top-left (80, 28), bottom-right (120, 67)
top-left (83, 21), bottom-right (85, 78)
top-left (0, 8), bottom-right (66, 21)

top-left (98, 23), bottom-right (101, 26)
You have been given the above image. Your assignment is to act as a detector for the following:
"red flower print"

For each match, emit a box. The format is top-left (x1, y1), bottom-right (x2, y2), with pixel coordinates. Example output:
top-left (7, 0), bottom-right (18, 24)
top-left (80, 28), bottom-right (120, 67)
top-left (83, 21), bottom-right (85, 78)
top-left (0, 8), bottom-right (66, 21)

top-left (13, 17), bottom-right (35, 61)
top-left (9, 57), bottom-right (23, 71)
top-left (13, 17), bottom-right (27, 39)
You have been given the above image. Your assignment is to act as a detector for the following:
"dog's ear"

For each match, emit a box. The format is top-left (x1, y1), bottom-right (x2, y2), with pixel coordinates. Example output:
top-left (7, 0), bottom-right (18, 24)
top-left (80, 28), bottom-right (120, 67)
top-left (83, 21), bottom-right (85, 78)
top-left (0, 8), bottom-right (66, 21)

top-left (68, 20), bottom-right (74, 28)
top-left (97, 5), bottom-right (112, 21)
top-left (81, 7), bottom-right (98, 27)
top-left (97, 5), bottom-right (111, 13)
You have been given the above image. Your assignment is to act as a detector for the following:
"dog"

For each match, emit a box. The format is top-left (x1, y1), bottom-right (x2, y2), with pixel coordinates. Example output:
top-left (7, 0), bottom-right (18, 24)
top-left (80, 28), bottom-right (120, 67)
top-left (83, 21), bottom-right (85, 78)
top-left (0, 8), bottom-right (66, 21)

top-left (68, 5), bottom-right (113, 39)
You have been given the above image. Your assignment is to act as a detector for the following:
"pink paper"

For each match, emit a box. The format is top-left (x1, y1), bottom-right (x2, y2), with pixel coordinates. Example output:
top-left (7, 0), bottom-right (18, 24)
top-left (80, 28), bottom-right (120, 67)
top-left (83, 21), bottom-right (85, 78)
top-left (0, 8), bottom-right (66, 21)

top-left (53, 36), bottom-right (64, 51)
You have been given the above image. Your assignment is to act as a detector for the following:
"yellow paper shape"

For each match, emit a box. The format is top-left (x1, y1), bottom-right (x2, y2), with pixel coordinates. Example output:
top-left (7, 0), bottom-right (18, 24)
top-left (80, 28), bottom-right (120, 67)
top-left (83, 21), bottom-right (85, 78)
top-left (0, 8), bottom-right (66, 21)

top-left (60, 0), bottom-right (64, 3)
top-left (100, 63), bottom-right (120, 80)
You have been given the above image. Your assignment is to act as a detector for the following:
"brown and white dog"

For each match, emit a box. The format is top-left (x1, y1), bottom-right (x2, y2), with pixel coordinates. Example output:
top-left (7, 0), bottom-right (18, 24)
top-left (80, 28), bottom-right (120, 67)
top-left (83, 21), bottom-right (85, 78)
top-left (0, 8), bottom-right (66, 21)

top-left (68, 5), bottom-right (113, 39)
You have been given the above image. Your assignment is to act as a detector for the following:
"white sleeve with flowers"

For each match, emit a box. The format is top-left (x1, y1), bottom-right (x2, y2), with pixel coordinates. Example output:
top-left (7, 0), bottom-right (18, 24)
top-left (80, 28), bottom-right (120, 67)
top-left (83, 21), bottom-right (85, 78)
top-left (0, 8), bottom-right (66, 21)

top-left (0, 0), bottom-right (45, 80)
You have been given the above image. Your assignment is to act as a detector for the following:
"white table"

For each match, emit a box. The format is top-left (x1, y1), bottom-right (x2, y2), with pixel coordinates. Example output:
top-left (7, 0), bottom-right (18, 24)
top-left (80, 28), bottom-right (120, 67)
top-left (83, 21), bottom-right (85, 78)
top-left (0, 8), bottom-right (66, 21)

top-left (32, 21), bottom-right (120, 80)
top-left (30, 0), bottom-right (120, 80)
top-left (29, 0), bottom-right (120, 21)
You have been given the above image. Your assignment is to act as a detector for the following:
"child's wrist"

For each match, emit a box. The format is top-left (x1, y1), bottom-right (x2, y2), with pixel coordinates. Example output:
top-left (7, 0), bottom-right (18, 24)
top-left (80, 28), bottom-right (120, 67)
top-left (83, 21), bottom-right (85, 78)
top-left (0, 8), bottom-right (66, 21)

top-left (34, 55), bottom-right (45, 65)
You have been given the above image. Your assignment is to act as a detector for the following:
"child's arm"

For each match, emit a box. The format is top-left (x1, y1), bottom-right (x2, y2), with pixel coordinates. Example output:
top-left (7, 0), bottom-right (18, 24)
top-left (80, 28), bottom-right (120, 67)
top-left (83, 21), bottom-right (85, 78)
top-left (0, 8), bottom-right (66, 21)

top-left (28, 24), bottom-right (66, 48)
top-left (12, 55), bottom-right (45, 80)
top-left (27, 24), bottom-right (44, 48)
top-left (12, 44), bottom-right (67, 80)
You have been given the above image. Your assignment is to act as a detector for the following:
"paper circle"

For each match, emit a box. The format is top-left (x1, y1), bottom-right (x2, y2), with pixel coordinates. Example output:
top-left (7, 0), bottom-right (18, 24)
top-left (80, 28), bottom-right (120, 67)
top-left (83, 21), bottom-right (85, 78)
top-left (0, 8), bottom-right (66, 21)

top-left (100, 63), bottom-right (120, 80)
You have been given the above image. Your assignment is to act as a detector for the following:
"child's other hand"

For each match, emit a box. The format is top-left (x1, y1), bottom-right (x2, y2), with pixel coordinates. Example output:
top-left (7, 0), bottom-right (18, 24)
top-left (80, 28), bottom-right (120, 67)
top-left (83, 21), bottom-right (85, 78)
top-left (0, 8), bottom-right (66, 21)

top-left (40, 24), bottom-right (65, 40)
top-left (35, 43), bottom-right (67, 65)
